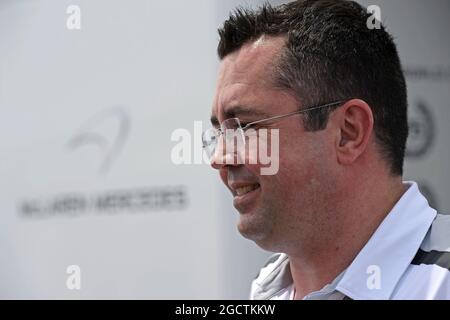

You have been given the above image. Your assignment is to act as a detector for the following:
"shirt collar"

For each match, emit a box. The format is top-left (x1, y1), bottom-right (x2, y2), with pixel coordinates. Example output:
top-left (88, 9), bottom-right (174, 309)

top-left (336, 181), bottom-right (437, 299)
top-left (253, 254), bottom-right (292, 299)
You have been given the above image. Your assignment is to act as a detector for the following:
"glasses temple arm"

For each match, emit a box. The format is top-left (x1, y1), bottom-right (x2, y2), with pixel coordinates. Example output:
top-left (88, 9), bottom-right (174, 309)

top-left (242, 100), bottom-right (344, 130)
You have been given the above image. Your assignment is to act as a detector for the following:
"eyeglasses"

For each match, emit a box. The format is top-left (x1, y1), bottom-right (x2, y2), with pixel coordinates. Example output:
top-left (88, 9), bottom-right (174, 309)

top-left (202, 100), bottom-right (345, 160)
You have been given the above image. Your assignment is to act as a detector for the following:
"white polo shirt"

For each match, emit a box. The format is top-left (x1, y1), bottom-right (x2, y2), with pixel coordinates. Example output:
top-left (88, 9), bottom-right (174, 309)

top-left (250, 181), bottom-right (450, 300)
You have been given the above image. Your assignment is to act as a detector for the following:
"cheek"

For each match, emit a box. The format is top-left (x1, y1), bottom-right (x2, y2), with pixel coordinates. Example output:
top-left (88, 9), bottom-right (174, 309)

top-left (244, 128), bottom-right (283, 176)
top-left (274, 132), bottom-right (322, 183)
top-left (277, 130), bottom-right (306, 168)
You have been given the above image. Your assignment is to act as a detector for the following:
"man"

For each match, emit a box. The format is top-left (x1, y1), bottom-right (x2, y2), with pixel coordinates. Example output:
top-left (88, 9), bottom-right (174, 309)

top-left (204, 0), bottom-right (450, 299)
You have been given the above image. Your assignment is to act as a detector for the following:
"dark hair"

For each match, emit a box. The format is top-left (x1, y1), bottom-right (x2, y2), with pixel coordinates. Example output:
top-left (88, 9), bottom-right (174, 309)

top-left (217, 0), bottom-right (408, 176)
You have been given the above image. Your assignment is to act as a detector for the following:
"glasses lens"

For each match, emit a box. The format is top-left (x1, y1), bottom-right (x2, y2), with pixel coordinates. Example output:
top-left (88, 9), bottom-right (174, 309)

top-left (202, 118), bottom-right (246, 163)
top-left (202, 128), bottom-right (219, 159)
top-left (222, 118), bottom-right (246, 163)
top-left (222, 118), bottom-right (245, 153)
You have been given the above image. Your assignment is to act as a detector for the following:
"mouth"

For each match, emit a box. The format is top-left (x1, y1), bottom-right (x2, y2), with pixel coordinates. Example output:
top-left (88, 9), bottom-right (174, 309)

top-left (235, 184), bottom-right (260, 196)
top-left (231, 183), bottom-right (261, 212)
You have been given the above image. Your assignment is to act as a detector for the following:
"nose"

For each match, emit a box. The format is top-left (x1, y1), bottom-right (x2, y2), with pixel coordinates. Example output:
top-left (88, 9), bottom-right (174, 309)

top-left (210, 135), bottom-right (242, 170)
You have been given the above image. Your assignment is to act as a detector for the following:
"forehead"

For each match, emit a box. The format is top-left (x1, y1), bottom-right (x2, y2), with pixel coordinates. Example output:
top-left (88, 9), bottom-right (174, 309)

top-left (212, 36), bottom-right (288, 123)
top-left (219, 36), bottom-right (283, 84)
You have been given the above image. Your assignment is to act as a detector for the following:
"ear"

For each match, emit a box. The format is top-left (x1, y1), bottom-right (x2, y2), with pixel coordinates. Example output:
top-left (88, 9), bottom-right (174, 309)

top-left (335, 99), bottom-right (374, 166)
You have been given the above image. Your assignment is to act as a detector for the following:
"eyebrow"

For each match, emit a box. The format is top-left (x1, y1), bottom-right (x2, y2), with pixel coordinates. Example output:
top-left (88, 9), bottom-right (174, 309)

top-left (210, 105), bottom-right (271, 126)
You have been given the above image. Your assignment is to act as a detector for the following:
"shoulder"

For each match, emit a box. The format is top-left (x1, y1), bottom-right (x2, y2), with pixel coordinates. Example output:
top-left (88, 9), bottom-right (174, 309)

top-left (419, 213), bottom-right (450, 253)
top-left (397, 213), bottom-right (450, 299)
top-left (249, 253), bottom-right (289, 300)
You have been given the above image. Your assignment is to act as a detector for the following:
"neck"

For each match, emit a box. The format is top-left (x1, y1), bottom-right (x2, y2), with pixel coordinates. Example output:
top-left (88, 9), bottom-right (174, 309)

top-left (289, 173), bottom-right (407, 299)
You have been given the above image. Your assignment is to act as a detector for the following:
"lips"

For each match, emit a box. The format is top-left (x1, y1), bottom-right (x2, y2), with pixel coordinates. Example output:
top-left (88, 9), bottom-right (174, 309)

top-left (235, 184), bottom-right (260, 196)
top-left (229, 182), bottom-right (260, 196)
top-left (229, 182), bottom-right (261, 213)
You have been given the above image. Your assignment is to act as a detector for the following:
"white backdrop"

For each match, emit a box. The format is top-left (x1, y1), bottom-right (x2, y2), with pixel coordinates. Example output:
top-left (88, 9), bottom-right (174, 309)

top-left (0, 0), bottom-right (449, 299)
top-left (0, 0), bottom-right (222, 299)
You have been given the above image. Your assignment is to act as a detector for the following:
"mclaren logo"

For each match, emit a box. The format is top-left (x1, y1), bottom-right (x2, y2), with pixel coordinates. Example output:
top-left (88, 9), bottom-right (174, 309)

top-left (67, 106), bottom-right (131, 174)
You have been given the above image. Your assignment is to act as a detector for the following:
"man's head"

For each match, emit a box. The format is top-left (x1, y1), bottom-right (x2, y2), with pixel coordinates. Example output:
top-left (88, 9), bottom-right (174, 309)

top-left (209, 0), bottom-right (408, 252)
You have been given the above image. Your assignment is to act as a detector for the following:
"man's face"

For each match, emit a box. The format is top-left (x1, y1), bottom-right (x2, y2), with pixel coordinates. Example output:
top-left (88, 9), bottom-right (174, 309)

top-left (210, 37), bottom-right (337, 251)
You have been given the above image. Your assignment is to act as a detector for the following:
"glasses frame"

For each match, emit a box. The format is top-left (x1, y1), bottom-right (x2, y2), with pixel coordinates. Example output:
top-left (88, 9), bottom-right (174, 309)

top-left (240, 100), bottom-right (345, 131)
top-left (202, 100), bottom-right (345, 150)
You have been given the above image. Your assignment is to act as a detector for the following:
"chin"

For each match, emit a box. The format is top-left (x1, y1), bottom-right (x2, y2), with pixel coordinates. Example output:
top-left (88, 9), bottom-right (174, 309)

top-left (241, 231), bottom-right (278, 252)
top-left (237, 215), bottom-right (288, 253)
top-left (237, 215), bottom-right (271, 243)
